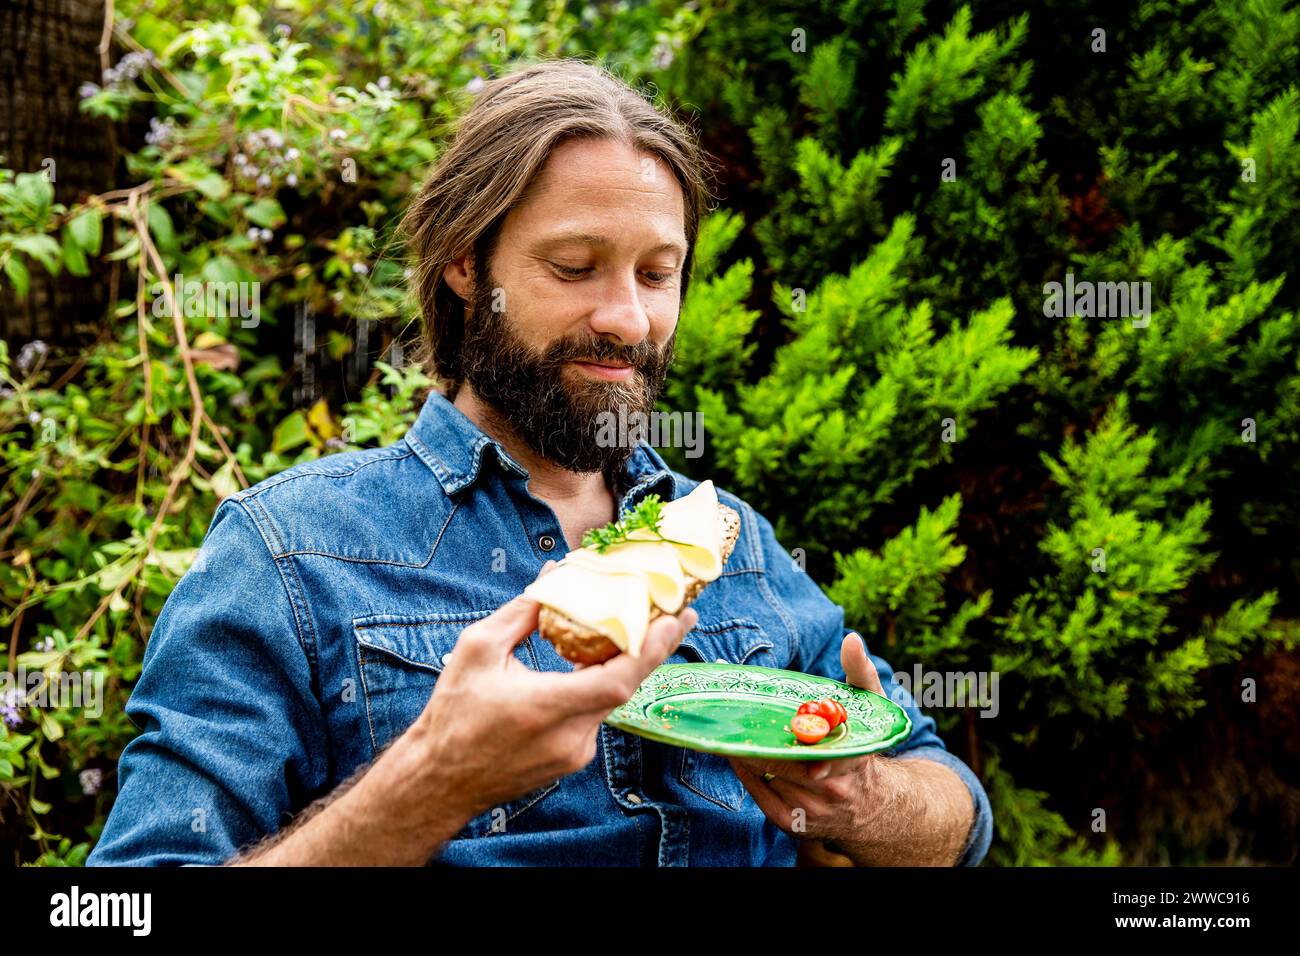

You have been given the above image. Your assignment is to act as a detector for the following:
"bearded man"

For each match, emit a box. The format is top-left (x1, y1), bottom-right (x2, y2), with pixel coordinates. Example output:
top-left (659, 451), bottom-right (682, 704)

top-left (88, 60), bottom-right (991, 868)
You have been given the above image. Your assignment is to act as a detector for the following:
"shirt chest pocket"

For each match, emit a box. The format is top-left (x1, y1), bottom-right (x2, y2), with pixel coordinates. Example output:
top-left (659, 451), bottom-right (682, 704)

top-left (352, 611), bottom-right (559, 840)
top-left (670, 615), bottom-right (777, 813)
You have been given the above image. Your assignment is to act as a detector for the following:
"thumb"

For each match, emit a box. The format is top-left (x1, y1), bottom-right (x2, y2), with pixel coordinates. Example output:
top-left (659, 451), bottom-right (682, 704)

top-left (841, 631), bottom-right (886, 696)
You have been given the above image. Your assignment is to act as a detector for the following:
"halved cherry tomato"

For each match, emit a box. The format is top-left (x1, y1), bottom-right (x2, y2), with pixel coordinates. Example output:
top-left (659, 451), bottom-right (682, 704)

top-left (791, 712), bottom-right (830, 744)
top-left (823, 698), bottom-right (847, 728)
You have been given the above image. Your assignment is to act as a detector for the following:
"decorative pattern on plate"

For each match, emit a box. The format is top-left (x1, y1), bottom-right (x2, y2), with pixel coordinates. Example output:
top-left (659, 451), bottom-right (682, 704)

top-left (605, 663), bottom-right (912, 760)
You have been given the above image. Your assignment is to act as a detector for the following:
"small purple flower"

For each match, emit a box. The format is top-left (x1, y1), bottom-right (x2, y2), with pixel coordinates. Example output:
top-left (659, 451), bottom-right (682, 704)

top-left (286, 173), bottom-right (298, 187)
top-left (256, 173), bottom-right (271, 189)
top-left (246, 227), bottom-right (260, 242)
top-left (329, 128), bottom-right (346, 142)
top-left (465, 76), bottom-right (485, 94)
top-left (144, 116), bottom-right (175, 146)
top-left (377, 75), bottom-right (391, 91)
top-left (79, 82), bottom-right (100, 99)
top-left (1, 688), bottom-right (23, 728)
top-left (79, 768), bottom-right (104, 796)
top-left (275, 23), bottom-right (291, 38)
top-left (285, 147), bottom-right (300, 161)
top-left (325, 437), bottom-right (346, 450)
top-left (17, 339), bottom-right (48, 374)
top-left (352, 262), bottom-right (369, 275)
top-left (258, 228), bottom-right (272, 243)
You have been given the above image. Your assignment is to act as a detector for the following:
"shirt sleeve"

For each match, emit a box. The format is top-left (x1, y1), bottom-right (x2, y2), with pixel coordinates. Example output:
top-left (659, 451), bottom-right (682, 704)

top-left (86, 496), bottom-right (329, 866)
top-left (746, 502), bottom-right (993, 866)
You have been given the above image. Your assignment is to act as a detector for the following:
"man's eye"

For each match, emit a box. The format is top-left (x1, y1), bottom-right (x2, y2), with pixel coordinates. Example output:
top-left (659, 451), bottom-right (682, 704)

top-left (550, 262), bottom-right (591, 279)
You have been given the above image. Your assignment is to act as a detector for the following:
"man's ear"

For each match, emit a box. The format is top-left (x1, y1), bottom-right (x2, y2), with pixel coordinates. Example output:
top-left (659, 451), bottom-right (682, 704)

top-left (443, 252), bottom-right (475, 302)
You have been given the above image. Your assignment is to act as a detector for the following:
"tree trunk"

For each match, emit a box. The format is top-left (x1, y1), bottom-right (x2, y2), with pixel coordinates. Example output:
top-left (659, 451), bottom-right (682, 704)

top-left (0, 0), bottom-right (114, 345)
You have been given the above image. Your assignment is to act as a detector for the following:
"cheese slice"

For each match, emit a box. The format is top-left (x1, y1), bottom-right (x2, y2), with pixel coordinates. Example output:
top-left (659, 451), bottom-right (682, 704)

top-left (628, 479), bottom-right (724, 582)
top-left (524, 479), bottom-right (726, 656)
top-left (523, 561), bottom-right (651, 656)
top-left (565, 540), bottom-right (687, 614)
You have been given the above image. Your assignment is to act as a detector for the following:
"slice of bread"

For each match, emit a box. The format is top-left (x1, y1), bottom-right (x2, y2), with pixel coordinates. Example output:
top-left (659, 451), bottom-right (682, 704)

top-left (537, 502), bottom-right (741, 665)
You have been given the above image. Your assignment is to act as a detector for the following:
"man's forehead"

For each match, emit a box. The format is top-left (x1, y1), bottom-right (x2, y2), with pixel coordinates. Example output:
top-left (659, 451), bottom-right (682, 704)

top-left (529, 229), bottom-right (686, 259)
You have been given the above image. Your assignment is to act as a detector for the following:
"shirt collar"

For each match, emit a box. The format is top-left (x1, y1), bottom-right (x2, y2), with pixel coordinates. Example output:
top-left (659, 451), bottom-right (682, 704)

top-left (404, 388), bottom-right (676, 505)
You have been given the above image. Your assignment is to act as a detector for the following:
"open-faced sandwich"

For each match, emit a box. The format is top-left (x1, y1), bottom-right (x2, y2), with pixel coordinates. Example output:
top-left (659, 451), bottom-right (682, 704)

top-left (524, 480), bottom-right (740, 665)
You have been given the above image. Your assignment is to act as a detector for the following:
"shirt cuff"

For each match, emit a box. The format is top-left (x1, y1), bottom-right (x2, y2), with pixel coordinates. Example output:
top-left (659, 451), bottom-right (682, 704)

top-left (893, 745), bottom-right (992, 867)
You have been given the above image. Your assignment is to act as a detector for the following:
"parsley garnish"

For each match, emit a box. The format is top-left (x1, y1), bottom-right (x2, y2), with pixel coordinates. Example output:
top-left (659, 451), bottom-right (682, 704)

top-left (581, 494), bottom-right (693, 553)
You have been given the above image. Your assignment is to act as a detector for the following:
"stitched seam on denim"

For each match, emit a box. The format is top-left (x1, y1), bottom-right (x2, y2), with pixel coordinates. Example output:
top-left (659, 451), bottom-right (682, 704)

top-left (352, 640), bottom-right (444, 672)
top-left (403, 431), bottom-right (449, 486)
top-left (504, 779), bottom-right (560, 822)
top-left (234, 446), bottom-right (414, 499)
top-left (355, 618), bottom-right (484, 629)
top-left (355, 652), bottom-right (380, 756)
top-left (743, 502), bottom-right (801, 658)
top-left (232, 496), bottom-right (319, 673)
top-left (689, 617), bottom-right (762, 634)
top-left (677, 749), bottom-right (743, 812)
top-left (273, 496), bottom-right (460, 566)
top-left (599, 724), bottom-right (645, 815)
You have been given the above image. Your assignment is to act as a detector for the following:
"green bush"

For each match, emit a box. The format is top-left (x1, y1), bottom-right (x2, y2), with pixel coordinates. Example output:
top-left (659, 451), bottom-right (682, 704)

top-left (2, 0), bottom-right (1297, 866)
top-left (653, 0), bottom-right (1300, 864)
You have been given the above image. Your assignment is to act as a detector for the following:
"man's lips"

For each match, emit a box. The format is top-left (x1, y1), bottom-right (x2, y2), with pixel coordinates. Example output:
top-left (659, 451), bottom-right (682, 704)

top-left (570, 359), bottom-right (634, 381)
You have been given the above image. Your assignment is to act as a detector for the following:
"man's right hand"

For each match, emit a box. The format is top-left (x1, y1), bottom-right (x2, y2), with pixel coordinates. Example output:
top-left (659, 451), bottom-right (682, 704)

top-left (412, 560), bottom-right (698, 822)
top-left (232, 563), bottom-right (695, 866)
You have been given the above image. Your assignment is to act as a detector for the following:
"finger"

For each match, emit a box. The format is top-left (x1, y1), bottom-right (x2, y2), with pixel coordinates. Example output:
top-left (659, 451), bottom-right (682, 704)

top-left (551, 606), bottom-right (698, 717)
top-left (842, 632), bottom-right (886, 697)
top-left (732, 756), bottom-right (827, 788)
top-left (729, 758), bottom-right (799, 830)
top-left (539, 559), bottom-right (559, 576)
top-left (458, 592), bottom-right (544, 663)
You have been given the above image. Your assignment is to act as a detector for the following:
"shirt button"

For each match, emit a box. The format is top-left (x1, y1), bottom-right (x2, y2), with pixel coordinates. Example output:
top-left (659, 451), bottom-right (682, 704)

top-left (538, 534), bottom-right (556, 552)
top-left (626, 793), bottom-right (643, 805)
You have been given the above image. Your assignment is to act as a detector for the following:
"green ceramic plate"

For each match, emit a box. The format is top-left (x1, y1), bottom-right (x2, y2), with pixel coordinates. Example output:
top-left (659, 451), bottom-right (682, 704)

top-left (605, 663), bottom-right (912, 760)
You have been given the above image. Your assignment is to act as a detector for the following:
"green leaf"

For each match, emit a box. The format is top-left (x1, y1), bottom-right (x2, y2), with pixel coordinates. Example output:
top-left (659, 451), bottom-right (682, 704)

top-left (244, 198), bottom-right (285, 229)
top-left (3, 255), bottom-right (30, 296)
top-left (39, 710), bottom-right (63, 742)
top-left (69, 208), bottom-right (103, 256)
top-left (147, 203), bottom-right (177, 254)
top-left (11, 234), bottom-right (63, 274)
top-left (272, 411), bottom-right (309, 454)
top-left (62, 225), bottom-right (90, 276)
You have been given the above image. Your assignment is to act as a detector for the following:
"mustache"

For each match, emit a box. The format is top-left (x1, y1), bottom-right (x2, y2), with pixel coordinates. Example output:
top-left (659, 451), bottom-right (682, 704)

top-left (544, 334), bottom-right (666, 369)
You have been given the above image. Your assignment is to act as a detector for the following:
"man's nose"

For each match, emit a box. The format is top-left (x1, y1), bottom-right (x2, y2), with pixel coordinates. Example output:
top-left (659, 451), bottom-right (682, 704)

top-left (586, 268), bottom-right (651, 345)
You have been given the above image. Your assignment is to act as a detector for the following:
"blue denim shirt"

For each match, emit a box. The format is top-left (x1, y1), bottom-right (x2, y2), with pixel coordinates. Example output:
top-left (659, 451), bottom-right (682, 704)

top-left (87, 389), bottom-right (992, 867)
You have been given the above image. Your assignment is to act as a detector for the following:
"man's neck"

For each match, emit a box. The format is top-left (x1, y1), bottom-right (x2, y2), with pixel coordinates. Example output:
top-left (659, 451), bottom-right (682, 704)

top-left (451, 383), bottom-right (609, 505)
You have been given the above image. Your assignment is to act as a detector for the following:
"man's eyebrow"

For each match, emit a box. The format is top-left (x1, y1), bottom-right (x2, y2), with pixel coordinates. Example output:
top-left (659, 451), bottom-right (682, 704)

top-left (530, 232), bottom-right (686, 258)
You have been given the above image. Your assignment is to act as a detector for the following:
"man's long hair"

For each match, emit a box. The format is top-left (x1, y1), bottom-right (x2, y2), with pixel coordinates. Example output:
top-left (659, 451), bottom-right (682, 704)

top-left (398, 58), bottom-right (715, 396)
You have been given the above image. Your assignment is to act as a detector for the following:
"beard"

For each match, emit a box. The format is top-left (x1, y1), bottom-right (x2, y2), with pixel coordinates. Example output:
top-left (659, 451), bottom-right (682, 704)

top-left (458, 271), bottom-right (676, 478)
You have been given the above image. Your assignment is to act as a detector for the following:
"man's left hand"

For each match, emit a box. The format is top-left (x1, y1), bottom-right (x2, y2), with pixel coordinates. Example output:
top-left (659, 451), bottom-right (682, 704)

top-left (729, 631), bottom-right (903, 863)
